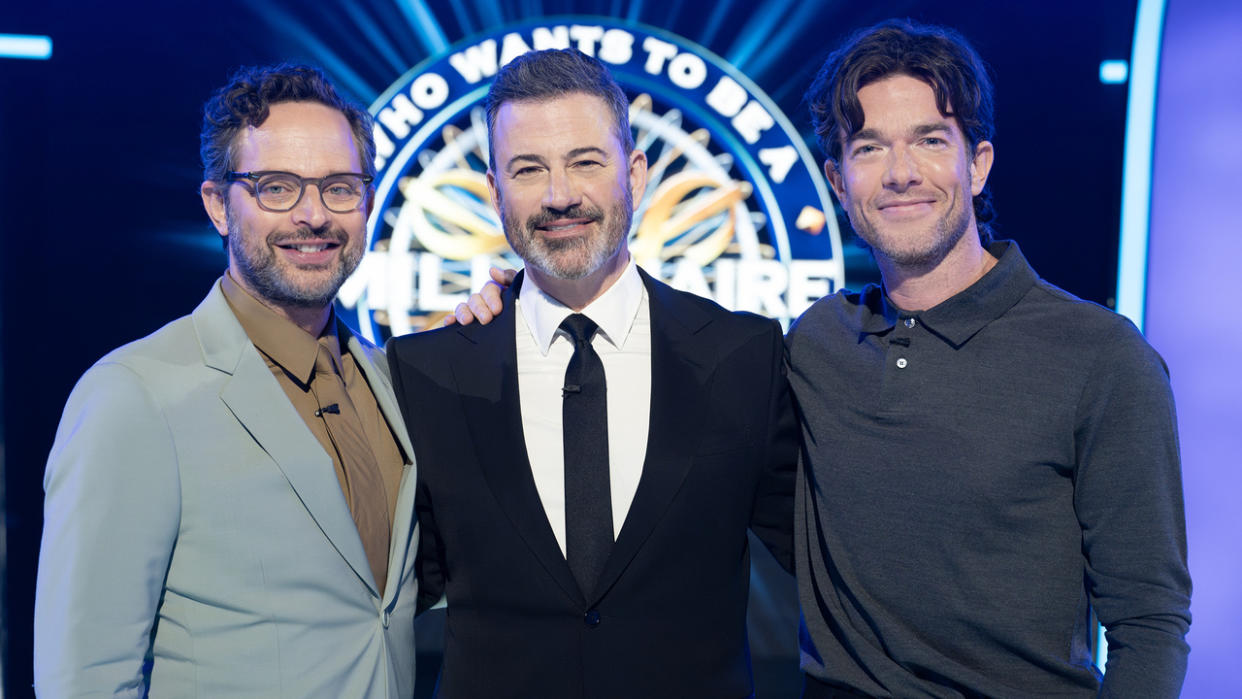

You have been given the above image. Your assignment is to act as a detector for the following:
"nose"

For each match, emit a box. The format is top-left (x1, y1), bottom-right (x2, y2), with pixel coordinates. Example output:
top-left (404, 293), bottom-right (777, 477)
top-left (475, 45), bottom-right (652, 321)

top-left (883, 145), bottom-right (922, 191)
top-left (542, 167), bottom-right (582, 211)
top-left (291, 183), bottom-right (331, 229)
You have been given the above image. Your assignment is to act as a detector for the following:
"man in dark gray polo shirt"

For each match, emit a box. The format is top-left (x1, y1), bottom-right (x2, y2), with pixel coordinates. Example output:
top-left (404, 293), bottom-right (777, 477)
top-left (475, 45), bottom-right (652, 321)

top-left (789, 19), bottom-right (1191, 697)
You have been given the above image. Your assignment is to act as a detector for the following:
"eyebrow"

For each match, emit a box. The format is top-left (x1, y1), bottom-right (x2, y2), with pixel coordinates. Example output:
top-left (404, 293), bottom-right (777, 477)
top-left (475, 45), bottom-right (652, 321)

top-left (566, 146), bottom-right (609, 160)
top-left (504, 146), bottom-right (610, 172)
top-left (912, 123), bottom-right (953, 137)
top-left (504, 154), bottom-right (546, 171)
top-left (849, 122), bottom-right (954, 144)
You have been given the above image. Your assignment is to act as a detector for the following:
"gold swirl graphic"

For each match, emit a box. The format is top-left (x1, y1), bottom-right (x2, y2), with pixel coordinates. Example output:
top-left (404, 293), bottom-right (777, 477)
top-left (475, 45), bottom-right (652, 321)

top-left (632, 171), bottom-right (752, 267)
top-left (397, 169), bottom-right (508, 260)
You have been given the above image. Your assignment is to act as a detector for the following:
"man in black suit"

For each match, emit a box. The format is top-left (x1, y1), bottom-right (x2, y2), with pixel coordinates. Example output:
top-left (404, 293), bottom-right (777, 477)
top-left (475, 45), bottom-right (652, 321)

top-left (386, 48), bottom-right (797, 698)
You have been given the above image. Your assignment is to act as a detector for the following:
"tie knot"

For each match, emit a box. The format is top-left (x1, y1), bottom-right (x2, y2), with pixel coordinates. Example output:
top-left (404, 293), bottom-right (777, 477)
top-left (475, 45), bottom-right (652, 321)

top-left (559, 314), bottom-right (599, 345)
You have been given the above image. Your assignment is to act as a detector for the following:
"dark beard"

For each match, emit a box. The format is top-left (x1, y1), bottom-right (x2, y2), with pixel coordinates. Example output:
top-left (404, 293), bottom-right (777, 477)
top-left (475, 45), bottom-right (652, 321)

top-left (227, 217), bottom-right (360, 309)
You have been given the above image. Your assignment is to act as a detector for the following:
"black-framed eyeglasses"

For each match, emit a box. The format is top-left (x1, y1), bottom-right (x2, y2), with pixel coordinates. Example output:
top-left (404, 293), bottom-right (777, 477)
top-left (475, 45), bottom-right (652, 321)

top-left (225, 171), bottom-right (373, 213)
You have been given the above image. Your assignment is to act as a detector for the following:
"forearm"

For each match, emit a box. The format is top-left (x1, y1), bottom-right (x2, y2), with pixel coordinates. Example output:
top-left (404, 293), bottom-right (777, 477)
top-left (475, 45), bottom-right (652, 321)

top-left (1076, 327), bottom-right (1191, 696)
top-left (1098, 616), bottom-right (1190, 698)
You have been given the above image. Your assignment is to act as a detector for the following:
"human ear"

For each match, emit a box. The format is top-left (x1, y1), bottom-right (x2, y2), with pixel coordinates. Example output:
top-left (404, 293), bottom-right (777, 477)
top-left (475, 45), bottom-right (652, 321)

top-left (200, 181), bottom-right (229, 238)
top-left (824, 160), bottom-right (846, 203)
top-left (627, 149), bottom-right (649, 210)
top-left (969, 141), bottom-right (994, 196)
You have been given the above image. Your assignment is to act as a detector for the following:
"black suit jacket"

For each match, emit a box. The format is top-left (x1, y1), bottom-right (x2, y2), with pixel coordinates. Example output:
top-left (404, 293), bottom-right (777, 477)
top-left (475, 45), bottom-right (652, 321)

top-left (386, 269), bottom-right (797, 699)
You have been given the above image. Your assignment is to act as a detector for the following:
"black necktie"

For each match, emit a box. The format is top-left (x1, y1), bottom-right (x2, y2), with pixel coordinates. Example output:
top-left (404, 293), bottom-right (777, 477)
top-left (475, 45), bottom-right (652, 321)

top-left (560, 313), bottom-right (613, 598)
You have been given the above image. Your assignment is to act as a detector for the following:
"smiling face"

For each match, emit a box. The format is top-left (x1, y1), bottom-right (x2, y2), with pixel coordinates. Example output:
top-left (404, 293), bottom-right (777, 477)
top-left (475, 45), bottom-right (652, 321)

top-left (201, 101), bottom-right (371, 313)
top-left (826, 74), bottom-right (993, 272)
top-left (487, 92), bottom-right (646, 291)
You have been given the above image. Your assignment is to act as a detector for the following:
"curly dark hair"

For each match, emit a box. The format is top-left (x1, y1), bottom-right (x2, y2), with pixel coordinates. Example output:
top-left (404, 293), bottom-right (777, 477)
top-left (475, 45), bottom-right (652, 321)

top-left (805, 19), bottom-right (997, 240)
top-left (200, 63), bottom-right (376, 184)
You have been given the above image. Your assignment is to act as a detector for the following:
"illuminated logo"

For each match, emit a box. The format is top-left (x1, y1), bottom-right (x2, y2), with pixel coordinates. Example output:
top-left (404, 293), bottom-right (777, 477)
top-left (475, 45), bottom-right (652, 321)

top-left (337, 17), bottom-right (844, 342)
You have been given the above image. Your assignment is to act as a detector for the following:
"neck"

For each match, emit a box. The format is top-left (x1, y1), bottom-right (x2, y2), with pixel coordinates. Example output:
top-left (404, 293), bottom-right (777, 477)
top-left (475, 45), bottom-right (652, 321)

top-left (528, 247), bottom-right (630, 312)
top-left (279, 304), bottom-right (334, 337)
top-left (878, 231), bottom-right (997, 312)
top-left (226, 268), bottom-right (334, 337)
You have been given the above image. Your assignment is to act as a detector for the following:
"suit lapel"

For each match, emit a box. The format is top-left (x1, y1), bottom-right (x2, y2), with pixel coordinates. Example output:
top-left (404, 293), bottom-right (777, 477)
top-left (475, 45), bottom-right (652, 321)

top-left (193, 285), bottom-right (379, 597)
top-left (451, 278), bottom-right (586, 606)
top-left (347, 330), bottom-right (418, 606)
top-left (592, 270), bottom-right (713, 601)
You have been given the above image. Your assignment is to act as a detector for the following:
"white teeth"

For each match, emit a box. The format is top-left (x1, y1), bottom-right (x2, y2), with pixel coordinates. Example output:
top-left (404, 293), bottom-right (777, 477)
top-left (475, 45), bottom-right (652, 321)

top-left (295, 244), bottom-right (328, 253)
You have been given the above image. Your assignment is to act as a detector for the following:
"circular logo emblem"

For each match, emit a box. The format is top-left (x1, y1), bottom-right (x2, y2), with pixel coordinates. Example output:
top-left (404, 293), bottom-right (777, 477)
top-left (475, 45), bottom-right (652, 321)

top-left (337, 17), bottom-right (843, 342)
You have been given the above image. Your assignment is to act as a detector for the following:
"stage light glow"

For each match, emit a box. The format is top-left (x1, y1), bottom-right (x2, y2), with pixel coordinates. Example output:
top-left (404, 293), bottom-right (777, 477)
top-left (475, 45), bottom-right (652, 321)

top-left (396, 0), bottom-right (449, 54)
top-left (1101, 0), bottom-right (1166, 673)
top-left (725, 0), bottom-right (797, 69)
top-left (1115, 0), bottom-right (1165, 334)
top-left (1099, 60), bottom-right (1129, 84)
top-left (0, 34), bottom-right (52, 60)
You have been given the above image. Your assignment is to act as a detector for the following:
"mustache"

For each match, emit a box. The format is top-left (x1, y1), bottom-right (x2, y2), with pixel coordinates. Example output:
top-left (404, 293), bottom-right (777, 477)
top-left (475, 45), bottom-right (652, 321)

top-left (525, 205), bottom-right (604, 229)
top-left (266, 226), bottom-right (349, 245)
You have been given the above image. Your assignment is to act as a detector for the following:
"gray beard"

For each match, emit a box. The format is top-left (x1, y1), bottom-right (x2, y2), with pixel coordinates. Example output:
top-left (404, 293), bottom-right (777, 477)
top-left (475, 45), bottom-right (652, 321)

top-left (502, 200), bottom-right (631, 281)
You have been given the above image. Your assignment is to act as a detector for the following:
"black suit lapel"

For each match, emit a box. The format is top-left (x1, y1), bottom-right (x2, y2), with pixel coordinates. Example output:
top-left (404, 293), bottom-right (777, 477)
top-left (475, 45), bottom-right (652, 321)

top-left (592, 269), bottom-right (713, 601)
top-left (450, 275), bottom-right (586, 607)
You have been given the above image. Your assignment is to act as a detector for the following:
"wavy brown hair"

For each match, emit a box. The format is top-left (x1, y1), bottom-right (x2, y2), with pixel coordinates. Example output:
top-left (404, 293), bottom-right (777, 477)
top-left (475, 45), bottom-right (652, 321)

top-left (806, 19), bottom-right (997, 240)
top-left (200, 63), bottom-right (376, 184)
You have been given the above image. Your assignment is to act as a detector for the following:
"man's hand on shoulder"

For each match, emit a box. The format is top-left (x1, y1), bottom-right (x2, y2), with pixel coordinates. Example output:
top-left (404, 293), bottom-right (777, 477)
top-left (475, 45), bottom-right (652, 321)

top-left (443, 267), bottom-right (517, 327)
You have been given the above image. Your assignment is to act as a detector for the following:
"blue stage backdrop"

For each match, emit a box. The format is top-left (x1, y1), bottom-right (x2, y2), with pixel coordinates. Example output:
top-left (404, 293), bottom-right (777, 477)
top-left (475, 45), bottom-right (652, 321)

top-left (16, 1), bottom-right (1240, 697)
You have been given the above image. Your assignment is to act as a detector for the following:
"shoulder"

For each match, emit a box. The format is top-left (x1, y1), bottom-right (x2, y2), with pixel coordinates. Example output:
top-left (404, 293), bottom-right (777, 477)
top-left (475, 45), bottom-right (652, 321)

top-left (54, 312), bottom-right (220, 447)
top-left (645, 273), bottom-right (781, 343)
top-left (970, 278), bottom-right (1168, 404)
top-left (1023, 279), bottom-right (1162, 364)
top-left (89, 281), bottom-right (247, 384)
top-left (787, 285), bottom-right (875, 344)
top-left (386, 322), bottom-right (466, 360)
top-left (384, 321), bottom-right (487, 388)
top-left (48, 324), bottom-right (197, 486)
top-left (86, 314), bottom-right (203, 387)
top-left (1028, 279), bottom-right (1127, 325)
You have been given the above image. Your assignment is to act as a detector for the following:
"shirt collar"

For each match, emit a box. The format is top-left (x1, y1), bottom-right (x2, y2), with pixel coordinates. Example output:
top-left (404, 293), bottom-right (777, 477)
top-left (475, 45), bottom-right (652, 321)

top-left (220, 271), bottom-right (339, 385)
top-left (861, 240), bottom-right (1038, 347)
top-left (518, 256), bottom-right (645, 356)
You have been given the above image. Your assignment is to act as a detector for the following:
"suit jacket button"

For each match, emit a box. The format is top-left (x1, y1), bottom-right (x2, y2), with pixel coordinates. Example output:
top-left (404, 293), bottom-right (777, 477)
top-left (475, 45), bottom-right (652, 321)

top-left (584, 609), bottom-right (601, 627)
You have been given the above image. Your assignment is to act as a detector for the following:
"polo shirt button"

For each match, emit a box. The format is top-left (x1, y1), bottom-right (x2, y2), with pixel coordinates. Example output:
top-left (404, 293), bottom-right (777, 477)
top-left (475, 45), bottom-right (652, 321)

top-left (584, 609), bottom-right (601, 627)
top-left (382, 610), bottom-right (390, 628)
top-left (896, 357), bottom-right (908, 369)
top-left (904, 317), bottom-right (916, 328)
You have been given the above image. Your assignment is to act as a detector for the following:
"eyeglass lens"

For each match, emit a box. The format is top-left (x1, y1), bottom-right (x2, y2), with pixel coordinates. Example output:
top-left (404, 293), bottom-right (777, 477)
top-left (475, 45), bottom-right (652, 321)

top-left (254, 173), bottom-right (366, 212)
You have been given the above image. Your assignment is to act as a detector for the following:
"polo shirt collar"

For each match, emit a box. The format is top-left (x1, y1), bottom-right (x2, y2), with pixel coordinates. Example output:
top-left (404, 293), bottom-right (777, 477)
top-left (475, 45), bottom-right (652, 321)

top-left (863, 240), bottom-right (1038, 348)
top-left (518, 255), bottom-right (644, 356)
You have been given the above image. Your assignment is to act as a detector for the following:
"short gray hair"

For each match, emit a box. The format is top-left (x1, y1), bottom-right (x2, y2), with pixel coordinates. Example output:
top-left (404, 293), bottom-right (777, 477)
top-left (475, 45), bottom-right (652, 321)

top-left (485, 48), bottom-right (633, 167)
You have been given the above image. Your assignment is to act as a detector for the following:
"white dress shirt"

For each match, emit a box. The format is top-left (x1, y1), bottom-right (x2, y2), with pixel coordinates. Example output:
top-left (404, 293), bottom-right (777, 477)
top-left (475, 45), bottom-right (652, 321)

top-left (515, 259), bottom-right (652, 557)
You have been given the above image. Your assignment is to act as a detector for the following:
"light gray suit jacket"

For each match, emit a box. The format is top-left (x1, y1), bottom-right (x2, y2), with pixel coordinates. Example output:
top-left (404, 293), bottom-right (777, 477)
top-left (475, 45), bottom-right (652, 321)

top-left (34, 282), bottom-right (418, 698)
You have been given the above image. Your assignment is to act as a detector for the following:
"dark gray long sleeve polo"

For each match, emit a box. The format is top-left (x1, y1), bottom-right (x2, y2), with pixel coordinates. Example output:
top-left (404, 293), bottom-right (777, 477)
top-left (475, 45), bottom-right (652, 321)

top-left (788, 241), bottom-right (1191, 698)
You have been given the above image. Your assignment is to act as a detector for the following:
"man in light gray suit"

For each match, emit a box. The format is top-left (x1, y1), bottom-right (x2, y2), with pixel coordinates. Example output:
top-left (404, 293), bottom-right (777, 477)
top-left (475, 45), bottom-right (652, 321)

top-left (34, 64), bottom-right (419, 697)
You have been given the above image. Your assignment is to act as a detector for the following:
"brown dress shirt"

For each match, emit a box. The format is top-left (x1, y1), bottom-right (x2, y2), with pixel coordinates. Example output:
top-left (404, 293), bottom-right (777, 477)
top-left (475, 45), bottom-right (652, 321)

top-left (221, 274), bottom-right (406, 595)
